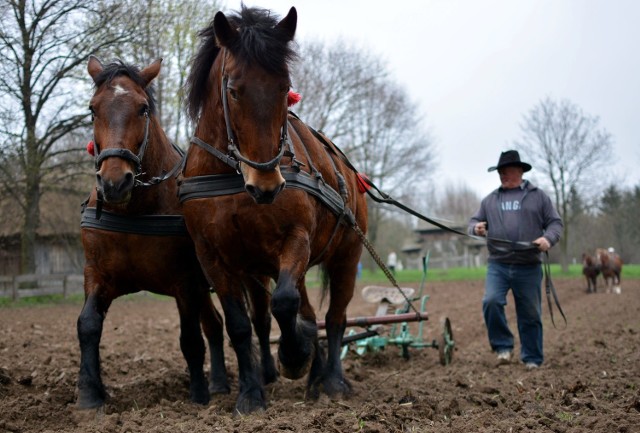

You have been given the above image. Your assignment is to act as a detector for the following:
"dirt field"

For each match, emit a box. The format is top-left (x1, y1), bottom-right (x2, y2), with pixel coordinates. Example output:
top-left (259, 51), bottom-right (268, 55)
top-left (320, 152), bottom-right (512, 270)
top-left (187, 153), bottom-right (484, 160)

top-left (1, 276), bottom-right (639, 433)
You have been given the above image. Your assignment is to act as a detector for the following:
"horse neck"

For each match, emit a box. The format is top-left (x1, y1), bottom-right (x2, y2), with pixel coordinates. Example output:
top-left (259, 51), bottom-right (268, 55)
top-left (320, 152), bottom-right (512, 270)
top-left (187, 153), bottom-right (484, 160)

top-left (187, 103), bottom-right (236, 175)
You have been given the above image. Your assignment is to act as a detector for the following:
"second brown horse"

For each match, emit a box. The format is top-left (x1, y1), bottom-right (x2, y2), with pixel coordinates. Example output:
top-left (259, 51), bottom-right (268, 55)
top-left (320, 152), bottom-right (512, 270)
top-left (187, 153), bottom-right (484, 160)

top-left (77, 57), bottom-right (229, 409)
top-left (181, 6), bottom-right (368, 414)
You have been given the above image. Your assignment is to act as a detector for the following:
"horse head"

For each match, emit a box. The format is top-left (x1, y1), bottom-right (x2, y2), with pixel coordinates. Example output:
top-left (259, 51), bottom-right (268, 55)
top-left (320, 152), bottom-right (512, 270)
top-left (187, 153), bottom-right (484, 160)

top-left (211, 6), bottom-right (297, 204)
top-left (88, 56), bottom-right (161, 205)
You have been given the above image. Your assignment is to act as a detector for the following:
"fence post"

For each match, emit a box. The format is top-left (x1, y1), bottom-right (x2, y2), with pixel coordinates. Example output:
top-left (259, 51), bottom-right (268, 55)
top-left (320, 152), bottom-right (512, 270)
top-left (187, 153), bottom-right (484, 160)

top-left (12, 275), bottom-right (18, 301)
top-left (63, 274), bottom-right (68, 298)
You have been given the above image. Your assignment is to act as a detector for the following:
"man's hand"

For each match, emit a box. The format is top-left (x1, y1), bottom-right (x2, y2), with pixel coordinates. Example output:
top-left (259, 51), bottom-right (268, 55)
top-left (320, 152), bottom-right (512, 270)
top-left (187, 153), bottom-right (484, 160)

top-left (474, 221), bottom-right (487, 237)
top-left (533, 237), bottom-right (551, 252)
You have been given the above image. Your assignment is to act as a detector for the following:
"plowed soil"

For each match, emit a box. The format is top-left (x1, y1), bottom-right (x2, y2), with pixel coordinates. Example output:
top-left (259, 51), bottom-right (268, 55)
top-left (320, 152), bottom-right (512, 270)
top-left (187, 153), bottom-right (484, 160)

top-left (1, 277), bottom-right (639, 432)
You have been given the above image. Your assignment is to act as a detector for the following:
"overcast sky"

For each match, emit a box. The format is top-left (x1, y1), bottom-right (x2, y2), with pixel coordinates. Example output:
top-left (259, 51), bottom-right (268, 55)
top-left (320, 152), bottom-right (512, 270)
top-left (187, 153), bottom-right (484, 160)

top-left (236, 0), bottom-right (640, 198)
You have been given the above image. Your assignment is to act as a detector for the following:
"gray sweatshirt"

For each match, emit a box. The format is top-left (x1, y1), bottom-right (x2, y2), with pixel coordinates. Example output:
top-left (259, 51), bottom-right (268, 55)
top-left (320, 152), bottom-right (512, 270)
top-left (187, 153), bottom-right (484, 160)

top-left (468, 180), bottom-right (563, 264)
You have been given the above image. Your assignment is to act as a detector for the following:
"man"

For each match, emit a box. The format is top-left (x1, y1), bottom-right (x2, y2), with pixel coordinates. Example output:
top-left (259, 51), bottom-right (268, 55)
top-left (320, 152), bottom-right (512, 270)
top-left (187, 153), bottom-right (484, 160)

top-left (387, 251), bottom-right (397, 275)
top-left (468, 150), bottom-right (563, 369)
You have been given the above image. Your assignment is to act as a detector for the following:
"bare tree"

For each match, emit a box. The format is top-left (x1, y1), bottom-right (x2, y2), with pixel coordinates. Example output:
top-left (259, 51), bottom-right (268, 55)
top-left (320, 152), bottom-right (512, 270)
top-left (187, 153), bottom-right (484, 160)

top-left (432, 182), bottom-right (481, 224)
top-left (0, 0), bottom-right (135, 273)
top-left (291, 40), bottom-right (437, 251)
top-left (98, 0), bottom-right (221, 146)
top-left (516, 97), bottom-right (613, 270)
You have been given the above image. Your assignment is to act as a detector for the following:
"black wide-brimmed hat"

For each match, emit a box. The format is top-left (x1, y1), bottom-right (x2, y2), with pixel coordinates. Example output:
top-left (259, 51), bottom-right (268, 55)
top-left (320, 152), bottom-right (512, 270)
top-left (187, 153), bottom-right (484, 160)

top-left (488, 150), bottom-right (532, 172)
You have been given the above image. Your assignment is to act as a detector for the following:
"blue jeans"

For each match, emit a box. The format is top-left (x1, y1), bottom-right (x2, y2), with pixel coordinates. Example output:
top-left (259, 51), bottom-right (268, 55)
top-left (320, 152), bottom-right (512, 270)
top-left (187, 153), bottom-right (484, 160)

top-left (483, 261), bottom-right (543, 365)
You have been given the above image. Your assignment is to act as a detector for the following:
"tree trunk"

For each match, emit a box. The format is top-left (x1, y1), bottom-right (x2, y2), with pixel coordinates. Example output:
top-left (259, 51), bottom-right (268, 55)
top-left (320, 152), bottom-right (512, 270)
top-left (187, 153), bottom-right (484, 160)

top-left (560, 226), bottom-right (569, 273)
top-left (21, 178), bottom-right (40, 274)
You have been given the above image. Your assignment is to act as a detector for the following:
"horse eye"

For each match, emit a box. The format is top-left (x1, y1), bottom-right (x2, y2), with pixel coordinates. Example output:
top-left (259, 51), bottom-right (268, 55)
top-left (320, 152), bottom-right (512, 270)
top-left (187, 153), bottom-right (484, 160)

top-left (228, 87), bottom-right (239, 101)
top-left (139, 105), bottom-right (149, 116)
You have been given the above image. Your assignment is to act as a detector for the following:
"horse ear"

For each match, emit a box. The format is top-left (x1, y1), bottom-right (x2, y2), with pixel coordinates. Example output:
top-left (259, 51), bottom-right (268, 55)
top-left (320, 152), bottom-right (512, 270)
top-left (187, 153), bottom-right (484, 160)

top-left (214, 11), bottom-right (238, 48)
top-left (87, 55), bottom-right (103, 83)
top-left (140, 58), bottom-right (163, 86)
top-left (276, 7), bottom-right (297, 41)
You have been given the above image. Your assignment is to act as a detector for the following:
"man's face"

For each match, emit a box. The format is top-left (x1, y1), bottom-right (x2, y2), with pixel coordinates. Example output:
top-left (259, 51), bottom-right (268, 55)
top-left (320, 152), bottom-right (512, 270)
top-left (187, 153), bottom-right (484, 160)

top-left (498, 165), bottom-right (524, 189)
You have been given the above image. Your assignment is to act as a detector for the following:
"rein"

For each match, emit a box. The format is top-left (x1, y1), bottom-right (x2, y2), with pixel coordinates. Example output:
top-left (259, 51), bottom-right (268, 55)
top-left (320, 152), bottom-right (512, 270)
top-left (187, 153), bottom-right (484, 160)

top-left (360, 167), bottom-right (567, 327)
top-left (302, 120), bottom-right (567, 328)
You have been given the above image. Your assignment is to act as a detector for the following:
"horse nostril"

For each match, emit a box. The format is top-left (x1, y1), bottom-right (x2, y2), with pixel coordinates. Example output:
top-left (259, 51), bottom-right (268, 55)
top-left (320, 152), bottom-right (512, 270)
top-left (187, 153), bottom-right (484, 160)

top-left (123, 172), bottom-right (134, 189)
top-left (124, 172), bottom-right (133, 185)
top-left (96, 173), bottom-right (102, 185)
top-left (245, 184), bottom-right (258, 198)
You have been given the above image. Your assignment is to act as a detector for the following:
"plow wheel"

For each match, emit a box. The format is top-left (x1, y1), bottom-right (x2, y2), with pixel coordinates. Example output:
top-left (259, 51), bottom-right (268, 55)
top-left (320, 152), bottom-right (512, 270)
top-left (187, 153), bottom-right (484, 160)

top-left (438, 317), bottom-right (455, 366)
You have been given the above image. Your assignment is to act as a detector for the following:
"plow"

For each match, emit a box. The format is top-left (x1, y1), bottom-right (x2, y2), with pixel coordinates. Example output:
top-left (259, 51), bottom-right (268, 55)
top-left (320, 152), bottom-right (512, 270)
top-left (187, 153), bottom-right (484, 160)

top-left (317, 254), bottom-right (455, 364)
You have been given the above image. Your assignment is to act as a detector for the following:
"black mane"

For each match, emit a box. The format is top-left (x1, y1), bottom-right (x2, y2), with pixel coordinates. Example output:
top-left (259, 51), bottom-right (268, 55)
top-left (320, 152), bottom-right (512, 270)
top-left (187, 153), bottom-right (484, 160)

top-left (186, 5), bottom-right (297, 121)
top-left (93, 60), bottom-right (157, 115)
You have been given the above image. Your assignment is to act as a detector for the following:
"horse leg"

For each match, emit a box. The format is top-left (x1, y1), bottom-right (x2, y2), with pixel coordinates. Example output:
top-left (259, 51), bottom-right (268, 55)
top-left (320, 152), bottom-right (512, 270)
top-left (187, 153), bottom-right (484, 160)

top-left (219, 290), bottom-right (266, 414)
top-left (614, 270), bottom-right (622, 294)
top-left (244, 276), bottom-right (278, 385)
top-left (175, 296), bottom-right (210, 405)
top-left (310, 255), bottom-right (358, 399)
top-left (271, 246), bottom-right (317, 381)
top-left (77, 292), bottom-right (109, 408)
top-left (199, 291), bottom-right (230, 394)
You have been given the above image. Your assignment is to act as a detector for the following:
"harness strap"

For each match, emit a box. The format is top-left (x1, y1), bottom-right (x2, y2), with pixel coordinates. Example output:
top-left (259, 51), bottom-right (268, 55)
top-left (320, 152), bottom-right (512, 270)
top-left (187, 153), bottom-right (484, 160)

top-left (81, 207), bottom-right (188, 237)
top-left (178, 170), bottom-right (349, 223)
top-left (135, 142), bottom-right (187, 187)
top-left (191, 136), bottom-right (240, 171)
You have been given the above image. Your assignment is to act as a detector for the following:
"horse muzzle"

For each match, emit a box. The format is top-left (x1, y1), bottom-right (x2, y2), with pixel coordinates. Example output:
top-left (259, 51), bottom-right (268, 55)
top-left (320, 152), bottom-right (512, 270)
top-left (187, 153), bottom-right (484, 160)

top-left (242, 165), bottom-right (286, 204)
top-left (96, 171), bottom-right (134, 204)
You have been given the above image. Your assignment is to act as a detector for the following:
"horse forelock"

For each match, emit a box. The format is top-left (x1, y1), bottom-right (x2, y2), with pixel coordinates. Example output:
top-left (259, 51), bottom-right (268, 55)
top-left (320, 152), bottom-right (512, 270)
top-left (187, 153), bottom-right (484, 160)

top-left (93, 61), bottom-right (157, 114)
top-left (186, 5), bottom-right (297, 122)
top-left (227, 6), bottom-right (297, 75)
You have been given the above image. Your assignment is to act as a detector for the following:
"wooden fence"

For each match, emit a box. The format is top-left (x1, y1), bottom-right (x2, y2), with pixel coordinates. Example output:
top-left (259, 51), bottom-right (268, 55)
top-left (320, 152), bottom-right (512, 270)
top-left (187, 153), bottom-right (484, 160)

top-left (0, 274), bottom-right (84, 301)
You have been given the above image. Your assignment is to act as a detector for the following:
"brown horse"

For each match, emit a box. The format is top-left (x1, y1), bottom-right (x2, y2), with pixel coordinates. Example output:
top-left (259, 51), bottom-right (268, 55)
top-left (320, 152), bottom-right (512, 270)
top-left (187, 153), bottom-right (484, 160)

top-left (582, 252), bottom-right (600, 293)
top-left (595, 248), bottom-right (623, 294)
top-left (180, 5), bottom-right (368, 414)
top-left (77, 57), bottom-right (230, 409)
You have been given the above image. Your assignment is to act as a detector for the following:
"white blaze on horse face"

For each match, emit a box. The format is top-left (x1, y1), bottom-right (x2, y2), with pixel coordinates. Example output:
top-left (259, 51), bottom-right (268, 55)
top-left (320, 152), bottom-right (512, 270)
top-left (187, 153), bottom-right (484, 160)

top-left (112, 84), bottom-right (129, 96)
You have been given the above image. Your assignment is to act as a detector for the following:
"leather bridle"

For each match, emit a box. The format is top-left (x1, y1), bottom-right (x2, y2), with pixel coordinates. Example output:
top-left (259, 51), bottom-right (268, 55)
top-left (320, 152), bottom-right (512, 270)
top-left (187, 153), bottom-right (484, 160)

top-left (93, 109), bottom-right (184, 188)
top-left (203, 50), bottom-right (287, 173)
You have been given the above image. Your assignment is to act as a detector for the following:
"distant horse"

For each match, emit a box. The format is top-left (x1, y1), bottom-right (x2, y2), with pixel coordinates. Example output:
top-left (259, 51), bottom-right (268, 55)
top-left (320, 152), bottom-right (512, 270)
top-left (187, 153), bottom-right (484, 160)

top-left (179, 6), bottom-right (368, 414)
top-left (582, 253), bottom-right (600, 293)
top-left (77, 57), bottom-right (230, 409)
top-left (595, 248), bottom-right (623, 294)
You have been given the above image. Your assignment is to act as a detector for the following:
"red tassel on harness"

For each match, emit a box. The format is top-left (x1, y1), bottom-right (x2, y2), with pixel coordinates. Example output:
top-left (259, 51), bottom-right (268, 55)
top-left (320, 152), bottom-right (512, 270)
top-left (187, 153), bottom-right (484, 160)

top-left (356, 173), bottom-right (371, 194)
top-left (87, 140), bottom-right (95, 156)
top-left (287, 90), bottom-right (301, 106)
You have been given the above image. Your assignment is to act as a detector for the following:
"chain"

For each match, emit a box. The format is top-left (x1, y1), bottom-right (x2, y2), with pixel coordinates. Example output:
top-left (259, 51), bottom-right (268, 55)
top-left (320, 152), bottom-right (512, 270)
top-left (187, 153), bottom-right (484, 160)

top-left (351, 223), bottom-right (420, 316)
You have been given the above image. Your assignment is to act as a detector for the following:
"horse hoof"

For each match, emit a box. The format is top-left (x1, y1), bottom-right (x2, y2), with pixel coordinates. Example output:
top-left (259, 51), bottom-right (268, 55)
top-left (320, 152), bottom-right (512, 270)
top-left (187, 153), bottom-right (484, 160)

top-left (263, 362), bottom-right (279, 385)
top-left (190, 386), bottom-right (210, 405)
top-left (277, 339), bottom-right (315, 380)
top-left (209, 382), bottom-right (231, 395)
top-left (76, 387), bottom-right (106, 410)
top-left (277, 353), bottom-right (313, 380)
top-left (234, 391), bottom-right (267, 415)
top-left (323, 377), bottom-right (352, 399)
